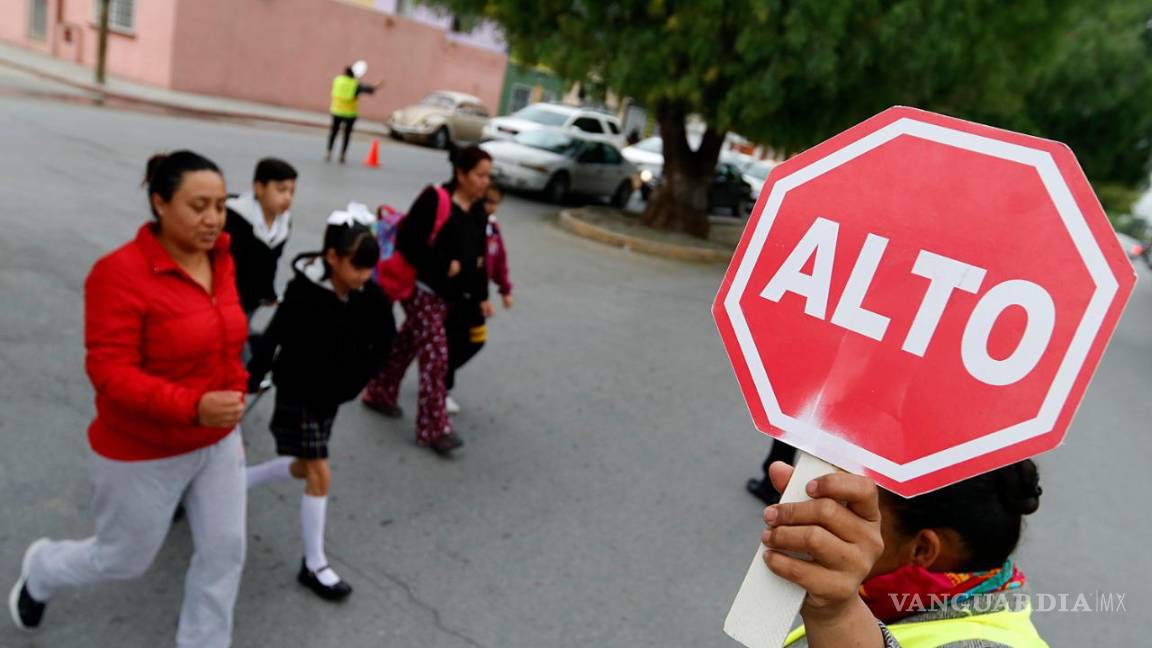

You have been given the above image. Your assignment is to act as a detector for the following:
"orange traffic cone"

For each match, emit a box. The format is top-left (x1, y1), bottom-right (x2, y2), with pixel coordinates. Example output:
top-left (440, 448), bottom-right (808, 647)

top-left (363, 139), bottom-right (381, 168)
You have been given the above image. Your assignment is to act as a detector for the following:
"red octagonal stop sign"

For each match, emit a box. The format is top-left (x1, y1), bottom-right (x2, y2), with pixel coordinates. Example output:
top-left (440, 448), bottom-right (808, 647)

top-left (713, 107), bottom-right (1136, 497)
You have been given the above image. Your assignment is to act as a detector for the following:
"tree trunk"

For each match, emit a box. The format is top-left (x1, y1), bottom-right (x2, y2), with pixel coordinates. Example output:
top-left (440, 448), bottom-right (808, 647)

top-left (640, 107), bottom-right (726, 239)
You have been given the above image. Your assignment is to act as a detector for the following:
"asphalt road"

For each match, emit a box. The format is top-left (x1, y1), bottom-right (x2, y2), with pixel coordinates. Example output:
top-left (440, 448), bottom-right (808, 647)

top-left (0, 66), bottom-right (1146, 646)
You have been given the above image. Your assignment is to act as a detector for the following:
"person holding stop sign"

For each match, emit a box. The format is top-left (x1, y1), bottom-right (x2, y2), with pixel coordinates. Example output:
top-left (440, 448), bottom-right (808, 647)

top-left (714, 108), bottom-right (1135, 648)
top-left (761, 460), bottom-right (1046, 647)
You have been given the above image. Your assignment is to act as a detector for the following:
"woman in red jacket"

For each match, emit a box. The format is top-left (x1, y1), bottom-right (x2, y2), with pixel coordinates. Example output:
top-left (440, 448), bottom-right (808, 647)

top-left (9, 151), bottom-right (249, 648)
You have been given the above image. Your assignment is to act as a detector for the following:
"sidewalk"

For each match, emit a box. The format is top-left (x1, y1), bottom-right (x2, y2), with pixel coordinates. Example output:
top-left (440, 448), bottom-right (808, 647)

top-left (0, 40), bottom-right (389, 135)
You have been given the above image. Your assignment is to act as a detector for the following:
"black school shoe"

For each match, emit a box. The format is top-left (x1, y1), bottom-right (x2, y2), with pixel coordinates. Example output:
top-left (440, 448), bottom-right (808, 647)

top-left (418, 432), bottom-right (464, 457)
top-left (9, 539), bottom-right (49, 631)
top-left (745, 478), bottom-right (783, 506)
top-left (297, 560), bottom-right (352, 602)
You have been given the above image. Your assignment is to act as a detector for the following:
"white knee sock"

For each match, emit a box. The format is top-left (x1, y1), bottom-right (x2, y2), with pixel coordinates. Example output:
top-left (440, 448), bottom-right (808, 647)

top-left (246, 457), bottom-right (295, 489)
top-left (301, 494), bottom-right (340, 586)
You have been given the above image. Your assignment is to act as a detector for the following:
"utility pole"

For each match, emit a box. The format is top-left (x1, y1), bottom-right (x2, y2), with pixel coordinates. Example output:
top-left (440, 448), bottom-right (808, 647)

top-left (95, 0), bottom-right (110, 85)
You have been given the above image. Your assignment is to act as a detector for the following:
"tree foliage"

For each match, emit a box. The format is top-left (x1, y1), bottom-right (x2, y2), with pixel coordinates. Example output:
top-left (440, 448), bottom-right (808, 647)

top-left (428, 0), bottom-right (1152, 235)
top-left (1022, 0), bottom-right (1152, 214)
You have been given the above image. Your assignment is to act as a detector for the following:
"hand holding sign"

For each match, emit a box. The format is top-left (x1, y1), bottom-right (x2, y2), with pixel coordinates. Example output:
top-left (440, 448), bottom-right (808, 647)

top-left (761, 464), bottom-right (883, 617)
top-left (713, 106), bottom-right (1136, 646)
top-left (761, 461), bottom-right (887, 647)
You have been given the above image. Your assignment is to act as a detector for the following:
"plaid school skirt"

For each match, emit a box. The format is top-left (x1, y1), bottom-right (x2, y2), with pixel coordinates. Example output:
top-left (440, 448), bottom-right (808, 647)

top-left (269, 394), bottom-right (338, 459)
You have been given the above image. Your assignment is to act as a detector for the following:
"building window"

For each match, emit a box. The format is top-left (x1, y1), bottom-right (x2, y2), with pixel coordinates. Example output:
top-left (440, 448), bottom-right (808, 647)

top-left (28, 0), bottom-right (49, 40)
top-left (509, 84), bottom-right (532, 114)
top-left (92, 0), bottom-right (135, 33)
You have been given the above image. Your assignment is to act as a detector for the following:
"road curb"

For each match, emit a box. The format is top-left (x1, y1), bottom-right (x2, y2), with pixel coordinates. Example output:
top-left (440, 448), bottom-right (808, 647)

top-left (0, 56), bottom-right (391, 137)
top-left (558, 209), bottom-right (732, 263)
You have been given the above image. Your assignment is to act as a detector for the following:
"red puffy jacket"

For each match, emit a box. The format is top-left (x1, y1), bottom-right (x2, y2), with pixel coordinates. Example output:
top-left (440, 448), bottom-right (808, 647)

top-left (85, 224), bottom-right (249, 461)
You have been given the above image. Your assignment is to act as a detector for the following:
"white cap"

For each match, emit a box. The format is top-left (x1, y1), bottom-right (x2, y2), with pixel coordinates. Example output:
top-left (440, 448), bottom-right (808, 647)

top-left (351, 60), bottom-right (368, 79)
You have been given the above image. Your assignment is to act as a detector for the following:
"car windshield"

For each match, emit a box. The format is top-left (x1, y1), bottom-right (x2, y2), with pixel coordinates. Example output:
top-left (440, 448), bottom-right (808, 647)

top-left (419, 93), bottom-right (456, 109)
top-left (513, 105), bottom-right (570, 127)
top-left (514, 130), bottom-right (581, 155)
top-left (745, 162), bottom-right (775, 180)
top-left (633, 137), bottom-right (663, 153)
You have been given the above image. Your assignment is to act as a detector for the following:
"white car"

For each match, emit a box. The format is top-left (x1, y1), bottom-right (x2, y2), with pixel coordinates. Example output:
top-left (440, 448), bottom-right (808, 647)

top-left (624, 136), bottom-right (769, 203)
top-left (483, 103), bottom-right (624, 146)
top-left (622, 136), bottom-right (664, 198)
top-left (741, 159), bottom-right (779, 199)
top-left (481, 130), bottom-right (637, 206)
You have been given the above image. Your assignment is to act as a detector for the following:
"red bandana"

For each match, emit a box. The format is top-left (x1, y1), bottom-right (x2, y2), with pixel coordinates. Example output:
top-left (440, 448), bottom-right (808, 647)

top-left (859, 560), bottom-right (1026, 623)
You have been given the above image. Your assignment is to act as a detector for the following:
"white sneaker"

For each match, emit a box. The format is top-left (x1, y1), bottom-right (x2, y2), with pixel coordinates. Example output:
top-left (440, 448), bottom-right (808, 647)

top-left (445, 395), bottom-right (461, 416)
top-left (10, 538), bottom-right (49, 632)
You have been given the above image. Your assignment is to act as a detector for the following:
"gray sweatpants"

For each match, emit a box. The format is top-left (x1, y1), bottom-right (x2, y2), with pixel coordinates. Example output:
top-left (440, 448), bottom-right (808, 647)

top-left (26, 429), bottom-right (247, 648)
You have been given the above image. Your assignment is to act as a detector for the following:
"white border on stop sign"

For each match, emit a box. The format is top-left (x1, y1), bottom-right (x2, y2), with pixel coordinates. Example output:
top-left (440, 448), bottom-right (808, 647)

top-left (723, 116), bottom-right (1119, 485)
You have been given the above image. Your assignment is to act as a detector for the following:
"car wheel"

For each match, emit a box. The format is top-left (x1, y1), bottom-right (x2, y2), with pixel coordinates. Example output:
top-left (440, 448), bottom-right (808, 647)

top-left (544, 173), bottom-right (570, 204)
top-left (389, 127), bottom-right (402, 141)
top-left (430, 126), bottom-right (450, 150)
top-left (733, 197), bottom-right (749, 217)
top-left (611, 180), bottom-right (632, 208)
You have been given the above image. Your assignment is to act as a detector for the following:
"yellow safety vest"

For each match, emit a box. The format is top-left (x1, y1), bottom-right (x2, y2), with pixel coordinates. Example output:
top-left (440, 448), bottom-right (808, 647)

top-left (330, 75), bottom-right (359, 118)
top-left (784, 603), bottom-right (1049, 648)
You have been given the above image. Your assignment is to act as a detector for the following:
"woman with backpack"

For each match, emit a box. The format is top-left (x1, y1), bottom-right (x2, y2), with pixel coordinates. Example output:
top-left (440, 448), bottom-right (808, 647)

top-left (362, 146), bottom-right (493, 456)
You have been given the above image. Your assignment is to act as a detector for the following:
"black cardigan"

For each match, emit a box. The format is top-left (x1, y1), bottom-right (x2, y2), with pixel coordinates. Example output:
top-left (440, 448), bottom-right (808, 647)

top-left (225, 207), bottom-right (287, 313)
top-left (395, 186), bottom-right (490, 303)
top-left (248, 254), bottom-right (395, 407)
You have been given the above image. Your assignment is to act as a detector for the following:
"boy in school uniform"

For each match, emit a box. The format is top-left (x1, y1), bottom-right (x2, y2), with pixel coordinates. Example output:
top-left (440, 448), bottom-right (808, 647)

top-left (225, 158), bottom-right (299, 318)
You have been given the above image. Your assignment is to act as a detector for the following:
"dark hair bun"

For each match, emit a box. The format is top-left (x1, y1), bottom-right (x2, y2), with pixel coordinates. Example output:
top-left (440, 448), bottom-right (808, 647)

top-left (141, 150), bottom-right (222, 219)
top-left (144, 153), bottom-right (170, 187)
top-left (449, 144), bottom-right (492, 174)
top-left (996, 459), bottom-right (1042, 516)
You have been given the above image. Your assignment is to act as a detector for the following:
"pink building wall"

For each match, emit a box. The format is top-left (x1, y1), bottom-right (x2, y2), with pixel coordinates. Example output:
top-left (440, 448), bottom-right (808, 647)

top-left (0, 0), bottom-right (507, 122)
top-left (169, 0), bottom-right (507, 122)
top-left (0, 0), bottom-right (46, 52)
top-left (0, 0), bottom-right (178, 87)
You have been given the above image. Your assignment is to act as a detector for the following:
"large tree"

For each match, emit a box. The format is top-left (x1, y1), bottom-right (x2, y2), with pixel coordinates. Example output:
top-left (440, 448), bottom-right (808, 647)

top-left (431, 1), bottom-right (1079, 237)
top-left (1021, 0), bottom-right (1152, 224)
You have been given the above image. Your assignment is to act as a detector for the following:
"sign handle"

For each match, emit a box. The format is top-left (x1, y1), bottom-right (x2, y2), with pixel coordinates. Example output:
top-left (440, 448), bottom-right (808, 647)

top-left (723, 450), bottom-right (839, 647)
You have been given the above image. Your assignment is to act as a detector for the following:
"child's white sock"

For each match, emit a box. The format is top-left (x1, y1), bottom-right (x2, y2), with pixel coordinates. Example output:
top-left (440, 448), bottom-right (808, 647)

top-left (246, 457), bottom-right (294, 489)
top-left (301, 494), bottom-right (340, 587)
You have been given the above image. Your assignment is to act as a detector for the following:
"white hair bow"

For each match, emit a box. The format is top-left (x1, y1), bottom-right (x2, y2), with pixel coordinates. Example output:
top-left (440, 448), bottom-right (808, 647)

top-left (327, 202), bottom-right (376, 227)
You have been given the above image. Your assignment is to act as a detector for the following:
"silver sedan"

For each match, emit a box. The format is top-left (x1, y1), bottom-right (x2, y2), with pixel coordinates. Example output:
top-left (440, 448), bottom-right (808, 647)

top-left (481, 131), bottom-right (637, 206)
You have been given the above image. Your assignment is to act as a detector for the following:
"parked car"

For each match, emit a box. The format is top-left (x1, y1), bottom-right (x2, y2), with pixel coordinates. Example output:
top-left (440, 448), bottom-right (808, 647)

top-left (622, 136), bottom-right (664, 199)
top-left (482, 103), bottom-right (624, 146)
top-left (481, 130), bottom-right (637, 206)
top-left (625, 136), bottom-right (762, 211)
top-left (388, 91), bottom-right (491, 149)
top-left (1116, 231), bottom-right (1151, 268)
top-left (741, 159), bottom-right (779, 199)
top-left (628, 138), bottom-right (753, 215)
top-left (709, 164), bottom-right (755, 216)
